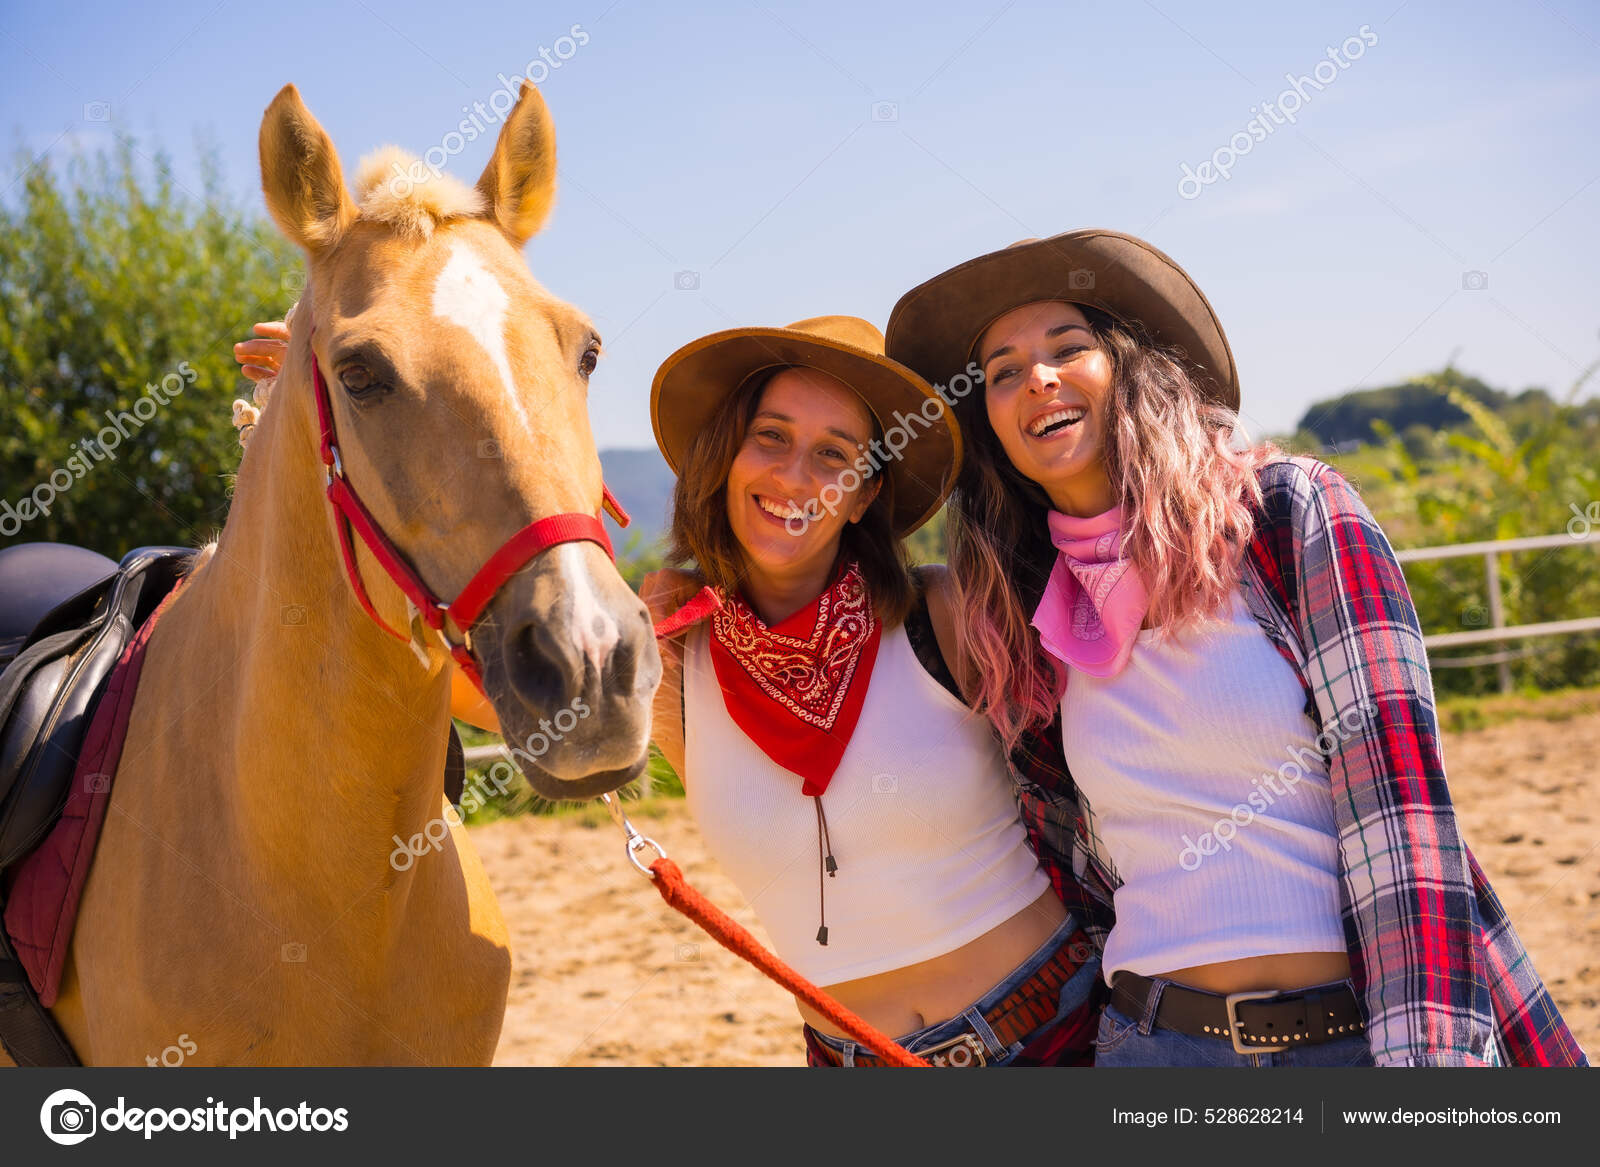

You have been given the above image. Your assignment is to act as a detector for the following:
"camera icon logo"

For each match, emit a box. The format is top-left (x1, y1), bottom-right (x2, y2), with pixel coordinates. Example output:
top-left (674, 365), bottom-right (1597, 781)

top-left (1461, 604), bottom-right (1488, 627)
top-left (1567, 500), bottom-right (1599, 539)
top-left (281, 268), bottom-right (307, 293)
top-left (40, 1088), bottom-right (97, 1145)
top-left (84, 773), bottom-right (111, 795)
top-left (1068, 269), bottom-right (1096, 290)
top-left (871, 101), bottom-right (898, 122)
top-left (281, 941), bottom-right (308, 963)
top-left (674, 942), bottom-right (700, 962)
top-left (1461, 270), bottom-right (1489, 291)
top-left (674, 270), bottom-right (701, 291)
top-left (82, 102), bottom-right (111, 123)
top-left (280, 603), bottom-right (307, 626)
top-left (477, 438), bottom-right (503, 459)
top-left (871, 773), bottom-right (898, 794)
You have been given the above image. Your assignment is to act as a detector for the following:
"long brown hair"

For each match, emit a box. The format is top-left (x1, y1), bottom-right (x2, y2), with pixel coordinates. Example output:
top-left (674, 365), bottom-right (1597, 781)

top-left (666, 369), bottom-right (916, 626)
top-left (949, 305), bottom-right (1275, 750)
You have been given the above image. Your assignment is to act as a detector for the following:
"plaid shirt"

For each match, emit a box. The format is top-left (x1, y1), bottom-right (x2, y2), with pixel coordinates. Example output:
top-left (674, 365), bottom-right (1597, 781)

top-left (1011, 456), bottom-right (1588, 1067)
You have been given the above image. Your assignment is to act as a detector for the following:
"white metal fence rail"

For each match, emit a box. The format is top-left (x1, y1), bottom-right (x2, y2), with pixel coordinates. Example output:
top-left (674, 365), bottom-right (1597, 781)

top-left (1394, 527), bottom-right (1600, 691)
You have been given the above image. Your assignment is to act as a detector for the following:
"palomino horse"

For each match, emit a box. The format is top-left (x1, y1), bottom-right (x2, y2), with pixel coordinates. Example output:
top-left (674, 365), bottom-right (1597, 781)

top-left (10, 82), bottom-right (660, 1065)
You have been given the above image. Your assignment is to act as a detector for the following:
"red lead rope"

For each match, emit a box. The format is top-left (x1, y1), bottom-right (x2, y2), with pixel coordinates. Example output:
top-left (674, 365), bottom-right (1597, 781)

top-left (647, 857), bottom-right (927, 1067)
top-left (627, 592), bottom-right (931, 1068)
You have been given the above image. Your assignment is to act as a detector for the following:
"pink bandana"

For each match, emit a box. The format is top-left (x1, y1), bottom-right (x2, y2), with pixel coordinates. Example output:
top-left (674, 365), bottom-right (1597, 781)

top-left (1030, 505), bottom-right (1150, 678)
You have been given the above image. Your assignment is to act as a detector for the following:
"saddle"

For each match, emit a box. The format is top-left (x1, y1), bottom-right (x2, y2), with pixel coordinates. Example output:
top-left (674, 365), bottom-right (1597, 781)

top-left (0, 545), bottom-right (194, 868)
top-left (0, 543), bottom-right (193, 1065)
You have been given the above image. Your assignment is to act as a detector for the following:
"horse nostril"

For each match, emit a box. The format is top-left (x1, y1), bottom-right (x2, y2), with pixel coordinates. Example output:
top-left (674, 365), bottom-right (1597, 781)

top-left (606, 632), bottom-right (639, 694)
top-left (507, 620), bottom-right (579, 711)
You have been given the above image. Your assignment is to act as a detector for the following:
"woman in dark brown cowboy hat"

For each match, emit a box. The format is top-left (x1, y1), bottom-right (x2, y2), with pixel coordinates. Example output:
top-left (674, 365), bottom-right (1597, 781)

top-left (885, 229), bottom-right (1586, 1067)
top-left (641, 315), bottom-right (1103, 1067)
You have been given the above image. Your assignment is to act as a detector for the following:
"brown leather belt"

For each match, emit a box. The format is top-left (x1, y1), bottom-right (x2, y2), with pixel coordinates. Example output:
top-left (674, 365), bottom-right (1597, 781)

top-left (1110, 972), bottom-right (1365, 1056)
top-left (806, 926), bottom-right (1095, 1067)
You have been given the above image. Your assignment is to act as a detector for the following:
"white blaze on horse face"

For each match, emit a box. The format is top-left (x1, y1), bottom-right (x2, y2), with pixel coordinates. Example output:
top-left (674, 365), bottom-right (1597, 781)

top-left (431, 240), bottom-right (531, 430)
top-left (557, 543), bottom-right (621, 675)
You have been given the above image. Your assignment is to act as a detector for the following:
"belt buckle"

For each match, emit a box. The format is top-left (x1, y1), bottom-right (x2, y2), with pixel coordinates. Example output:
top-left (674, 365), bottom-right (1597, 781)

top-left (1223, 990), bottom-right (1279, 1056)
top-left (920, 1032), bottom-right (988, 1068)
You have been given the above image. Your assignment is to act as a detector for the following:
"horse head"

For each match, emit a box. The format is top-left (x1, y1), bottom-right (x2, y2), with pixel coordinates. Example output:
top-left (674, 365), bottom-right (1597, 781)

top-left (257, 82), bottom-right (660, 799)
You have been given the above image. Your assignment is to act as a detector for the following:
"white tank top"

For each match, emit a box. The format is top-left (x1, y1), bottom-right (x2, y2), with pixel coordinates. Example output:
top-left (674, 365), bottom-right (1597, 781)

top-left (684, 621), bottom-right (1050, 986)
top-left (1059, 590), bottom-right (1346, 982)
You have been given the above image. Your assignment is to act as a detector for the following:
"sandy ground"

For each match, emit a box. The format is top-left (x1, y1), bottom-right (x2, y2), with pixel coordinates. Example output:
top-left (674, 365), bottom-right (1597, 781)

top-left (476, 712), bottom-right (1600, 1066)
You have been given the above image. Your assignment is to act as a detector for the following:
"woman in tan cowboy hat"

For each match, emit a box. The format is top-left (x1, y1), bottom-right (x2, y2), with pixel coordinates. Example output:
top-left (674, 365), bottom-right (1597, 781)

top-left (884, 230), bottom-right (1586, 1067)
top-left (641, 315), bottom-right (1103, 1067)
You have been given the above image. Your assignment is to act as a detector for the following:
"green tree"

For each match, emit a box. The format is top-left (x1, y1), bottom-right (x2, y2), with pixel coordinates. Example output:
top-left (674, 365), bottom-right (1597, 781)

top-left (1, 135), bottom-right (300, 553)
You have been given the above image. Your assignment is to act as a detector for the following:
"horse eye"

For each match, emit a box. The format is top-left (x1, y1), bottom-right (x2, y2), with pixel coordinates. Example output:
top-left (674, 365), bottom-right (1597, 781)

top-left (340, 365), bottom-right (377, 395)
top-left (579, 346), bottom-right (599, 378)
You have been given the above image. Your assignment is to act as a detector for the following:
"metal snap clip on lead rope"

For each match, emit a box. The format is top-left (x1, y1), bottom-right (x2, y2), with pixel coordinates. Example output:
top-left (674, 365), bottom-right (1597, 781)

top-left (599, 791), bottom-right (668, 878)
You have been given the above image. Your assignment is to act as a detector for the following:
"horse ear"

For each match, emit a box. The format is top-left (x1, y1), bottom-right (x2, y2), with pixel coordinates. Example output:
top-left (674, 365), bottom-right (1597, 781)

top-left (475, 80), bottom-right (556, 248)
top-left (259, 84), bottom-right (357, 255)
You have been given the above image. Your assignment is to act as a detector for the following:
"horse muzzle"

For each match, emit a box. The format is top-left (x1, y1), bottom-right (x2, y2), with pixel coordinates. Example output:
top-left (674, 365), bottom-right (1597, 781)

top-left (475, 542), bottom-right (661, 798)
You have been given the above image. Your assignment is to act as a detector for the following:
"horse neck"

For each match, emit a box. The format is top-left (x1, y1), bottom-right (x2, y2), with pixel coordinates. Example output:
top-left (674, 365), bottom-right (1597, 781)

top-left (170, 361), bottom-right (454, 880)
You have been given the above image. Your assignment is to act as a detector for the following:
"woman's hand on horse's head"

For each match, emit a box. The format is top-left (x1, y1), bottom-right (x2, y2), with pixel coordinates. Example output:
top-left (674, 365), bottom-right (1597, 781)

top-left (639, 568), bottom-right (702, 680)
top-left (233, 320), bottom-right (290, 383)
top-left (639, 568), bottom-right (700, 622)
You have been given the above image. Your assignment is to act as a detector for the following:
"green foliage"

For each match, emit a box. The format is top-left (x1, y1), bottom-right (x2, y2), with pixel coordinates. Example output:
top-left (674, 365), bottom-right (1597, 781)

top-left (903, 504), bottom-right (948, 566)
top-left (0, 136), bottom-right (300, 553)
top-left (1332, 359), bottom-right (1600, 697)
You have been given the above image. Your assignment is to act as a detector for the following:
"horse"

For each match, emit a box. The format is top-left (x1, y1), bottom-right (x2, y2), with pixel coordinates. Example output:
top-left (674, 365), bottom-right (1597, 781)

top-left (5, 81), bottom-right (660, 1065)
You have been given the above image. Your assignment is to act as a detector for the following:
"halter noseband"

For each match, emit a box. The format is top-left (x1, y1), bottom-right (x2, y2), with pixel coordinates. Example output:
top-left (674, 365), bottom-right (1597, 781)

top-left (310, 349), bottom-right (629, 692)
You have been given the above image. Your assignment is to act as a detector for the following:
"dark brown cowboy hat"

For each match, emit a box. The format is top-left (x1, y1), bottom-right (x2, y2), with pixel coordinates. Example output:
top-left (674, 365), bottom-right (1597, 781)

top-left (651, 315), bottom-right (961, 535)
top-left (884, 229), bottom-right (1239, 410)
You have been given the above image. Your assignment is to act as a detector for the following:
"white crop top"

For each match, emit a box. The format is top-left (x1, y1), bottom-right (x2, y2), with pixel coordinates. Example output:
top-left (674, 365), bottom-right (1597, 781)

top-left (1060, 590), bottom-right (1346, 982)
top-left (683, 621), bottom-right (1049, 986)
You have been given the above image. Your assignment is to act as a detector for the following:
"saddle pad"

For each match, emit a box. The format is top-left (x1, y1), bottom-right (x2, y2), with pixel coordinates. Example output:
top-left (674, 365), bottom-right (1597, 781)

top-left (2, 580), bottom-right (183, 1006)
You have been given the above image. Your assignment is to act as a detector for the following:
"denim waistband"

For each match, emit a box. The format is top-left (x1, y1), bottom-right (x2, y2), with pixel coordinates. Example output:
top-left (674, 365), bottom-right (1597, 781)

top-left (808, 914), bottom-right (1098, 1060)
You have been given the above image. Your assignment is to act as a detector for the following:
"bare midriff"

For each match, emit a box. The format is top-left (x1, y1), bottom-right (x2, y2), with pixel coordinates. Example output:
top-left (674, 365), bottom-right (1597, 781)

top-left (1151, 950), bottom-right (1352, 995)
top-left (800, 889), bottom-right (1070, 1039)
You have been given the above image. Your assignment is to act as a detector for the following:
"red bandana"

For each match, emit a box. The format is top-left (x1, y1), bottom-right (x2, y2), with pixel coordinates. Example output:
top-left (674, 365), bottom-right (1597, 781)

top-left (708, 561), bottom-right (881, 797)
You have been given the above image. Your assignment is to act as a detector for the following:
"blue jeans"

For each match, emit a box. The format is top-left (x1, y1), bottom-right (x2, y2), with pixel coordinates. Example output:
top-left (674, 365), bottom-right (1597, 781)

top-left (805, 916), bottom-right (1103, 1067)
top-left (1093, 978), bottom-right (1375, 1067)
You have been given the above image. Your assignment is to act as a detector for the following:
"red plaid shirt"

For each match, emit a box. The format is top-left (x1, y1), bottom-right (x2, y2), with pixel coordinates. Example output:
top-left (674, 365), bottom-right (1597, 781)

top-left (1012, 457), bottom-right (1588, 1067)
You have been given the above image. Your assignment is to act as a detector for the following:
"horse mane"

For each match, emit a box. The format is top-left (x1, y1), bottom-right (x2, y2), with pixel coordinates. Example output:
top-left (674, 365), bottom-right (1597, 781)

top-left (354, 147), bottom-right (485, 239)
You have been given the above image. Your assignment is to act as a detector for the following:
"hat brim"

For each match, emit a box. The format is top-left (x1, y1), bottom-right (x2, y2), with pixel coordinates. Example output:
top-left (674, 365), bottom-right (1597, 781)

top-left (885, 230), bottom-right (1239, 411)
top-left (651, 327), bottom-right (961, 536)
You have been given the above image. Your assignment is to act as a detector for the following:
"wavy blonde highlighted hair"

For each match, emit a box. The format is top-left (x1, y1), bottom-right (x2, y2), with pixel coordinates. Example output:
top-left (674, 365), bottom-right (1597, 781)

top-left (949, 304), bottom-right (1277, 751)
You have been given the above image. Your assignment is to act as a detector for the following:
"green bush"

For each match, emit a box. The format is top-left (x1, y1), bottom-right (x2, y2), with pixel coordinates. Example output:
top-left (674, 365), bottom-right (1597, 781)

top-left (1, 136), bottom-right (299, 553)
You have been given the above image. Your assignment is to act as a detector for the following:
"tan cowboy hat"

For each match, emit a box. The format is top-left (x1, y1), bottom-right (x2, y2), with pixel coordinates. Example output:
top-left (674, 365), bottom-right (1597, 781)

top-left (884, 229), bottom-right (1239, 410)
top-left (650, 315), bottom-right (961, 535)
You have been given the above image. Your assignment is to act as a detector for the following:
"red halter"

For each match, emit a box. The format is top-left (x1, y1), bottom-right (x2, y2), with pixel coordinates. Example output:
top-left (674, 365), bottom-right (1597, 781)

top-left (310, 350), bottom-right (629, 692)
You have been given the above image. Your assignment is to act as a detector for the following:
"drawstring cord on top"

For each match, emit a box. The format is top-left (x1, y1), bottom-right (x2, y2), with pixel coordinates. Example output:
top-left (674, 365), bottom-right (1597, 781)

top-left (647, 586), bottom-right (845, 950)
top-left (814, 795), bottom-right (837, 945)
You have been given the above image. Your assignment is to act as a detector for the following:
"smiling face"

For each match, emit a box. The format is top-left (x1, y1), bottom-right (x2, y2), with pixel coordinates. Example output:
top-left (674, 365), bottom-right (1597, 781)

top-left (978, 300), bottom-right (1117, 516)
top-left (725, 367), bottom-right (880, 590)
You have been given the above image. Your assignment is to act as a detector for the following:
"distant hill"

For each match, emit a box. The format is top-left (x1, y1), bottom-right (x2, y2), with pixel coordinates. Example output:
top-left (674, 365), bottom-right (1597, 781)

top-left (1294, 371), bottom-right (1510, 448)
top-left (599, 447), bottom-right (675, 553)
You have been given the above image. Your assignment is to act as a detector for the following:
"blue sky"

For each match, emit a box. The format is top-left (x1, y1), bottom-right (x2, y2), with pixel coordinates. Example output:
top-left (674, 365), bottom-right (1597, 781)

top-left (3, 0), bottom-right (1597, 447)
